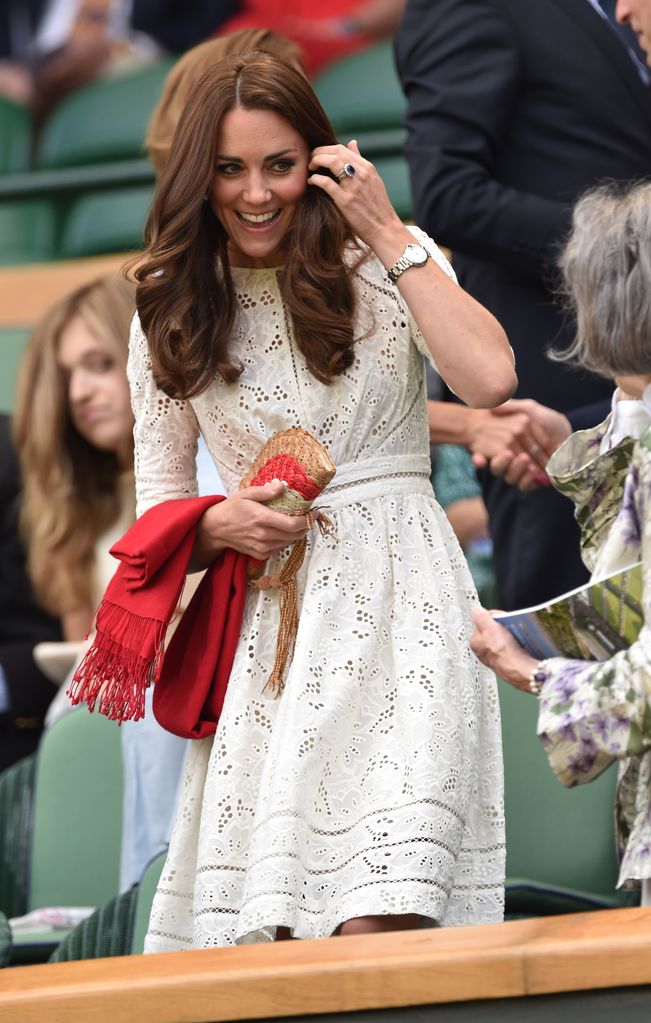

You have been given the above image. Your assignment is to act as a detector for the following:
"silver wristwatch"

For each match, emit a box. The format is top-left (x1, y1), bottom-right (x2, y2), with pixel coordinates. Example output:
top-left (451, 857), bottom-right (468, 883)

top-left (386, 243), bottom-right (429, 284)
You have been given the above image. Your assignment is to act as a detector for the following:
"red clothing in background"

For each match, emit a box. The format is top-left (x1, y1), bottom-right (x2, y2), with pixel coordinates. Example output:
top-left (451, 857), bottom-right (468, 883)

top-left (216, 0), bottom-right (372, 77)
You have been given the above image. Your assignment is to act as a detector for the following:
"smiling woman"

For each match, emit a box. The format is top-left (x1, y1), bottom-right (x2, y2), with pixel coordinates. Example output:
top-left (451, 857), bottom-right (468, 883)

top-left (126, 50), bottom-right (515, 952)
top-left (209, 108), bottom-right (310, 269)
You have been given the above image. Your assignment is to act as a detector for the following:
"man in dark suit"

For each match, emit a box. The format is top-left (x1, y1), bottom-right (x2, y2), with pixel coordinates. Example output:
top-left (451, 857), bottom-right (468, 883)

top-left (0, 414), bottom-right (62, 771)
top-left (395, 0), bottom-right (651, 610)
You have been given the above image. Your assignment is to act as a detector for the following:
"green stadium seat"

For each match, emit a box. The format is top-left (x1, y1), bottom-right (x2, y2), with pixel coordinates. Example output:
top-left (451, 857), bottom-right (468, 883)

top-left (0, 200), bottom-right (57, 265)
top-left (49, 886), bottom-right (139, 963)
top-left (373, 153), bottom-right (413, 221)
top-left (58, 185), bottom-right (154, 258)
top-left (0, 327), bottom-right (30, 414)
top-left (29, 710), bottom-right (123, 912)
top-left (0, 99), bottom-right (31, 175)
top-left (130, 852), bottom-right (165, 955)
top-left (42, 849), bottom-right (165, 964)
top-left (6, 710), bottom-right (123, 965)
top-left (314, 41), bottom-right (407, 152)
top-left (499, 680), bottom-right (636, 915)
top-left (0, 755), bottom-right (36, 920)
top-left (36, 58), bottom-right (176, 171)
top-left (0, 912), bottom-right (11, 968)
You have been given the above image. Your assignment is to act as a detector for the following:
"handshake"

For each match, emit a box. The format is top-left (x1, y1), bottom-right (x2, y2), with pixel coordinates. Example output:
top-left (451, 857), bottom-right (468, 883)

top-left (429, 398), bottom-right (572, 492)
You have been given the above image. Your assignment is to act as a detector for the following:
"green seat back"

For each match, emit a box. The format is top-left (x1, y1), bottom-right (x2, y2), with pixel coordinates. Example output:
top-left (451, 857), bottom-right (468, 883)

top-left (500, 681), bottom-right (628, 908)
top-left (59, 185), bottom-right (154, 258)
top-left (0, 755), bottom-right (36, 919)
top-left (0, 911), bottom-right (11, 968)
top-left (49, 886), bottom-right (138, 963)
top-left (314, 41), bottom-right (406, 138)
top-left (36, 59), bottom-right (176, 170)
top-left (373, 154), bottom-right (413, 221)
top-left (0, 327), bottom-right (30, 414)
top-left (130, 852), bottom-right (165, 955)
top-left (0, 99), bottom-right (31, 174)
top-left (0, 200), bottom-right (57, 265)
top-left (29, 710), bottom-right (123, 911)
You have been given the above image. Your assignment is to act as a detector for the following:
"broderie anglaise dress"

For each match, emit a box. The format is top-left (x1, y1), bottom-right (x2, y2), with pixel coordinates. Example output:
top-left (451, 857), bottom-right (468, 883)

top-left (128, 228), bottom-right (505, 949)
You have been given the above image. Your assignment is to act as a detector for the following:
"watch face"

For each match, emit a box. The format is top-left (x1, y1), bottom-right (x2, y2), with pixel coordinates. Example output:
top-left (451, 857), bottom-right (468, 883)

top-left (405, 243), bottom-right (428, 266)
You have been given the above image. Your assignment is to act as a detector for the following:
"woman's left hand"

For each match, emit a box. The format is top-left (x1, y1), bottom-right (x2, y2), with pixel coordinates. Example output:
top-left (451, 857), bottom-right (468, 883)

top-left (470, 607), bottom-right (539, 692)
top-left (308, 140), bottom-right (403, 249)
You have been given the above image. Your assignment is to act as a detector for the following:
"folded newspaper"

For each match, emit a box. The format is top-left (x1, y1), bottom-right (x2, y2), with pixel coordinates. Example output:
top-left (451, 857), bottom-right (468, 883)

top-left (9, 906), bottom-right (95, 934)
top-left (494, 561), bottom-right (643, 661)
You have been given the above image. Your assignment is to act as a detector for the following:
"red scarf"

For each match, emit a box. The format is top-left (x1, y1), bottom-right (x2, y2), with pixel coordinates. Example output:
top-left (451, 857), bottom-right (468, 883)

top-left (67, 496), bottom-right (248, 739)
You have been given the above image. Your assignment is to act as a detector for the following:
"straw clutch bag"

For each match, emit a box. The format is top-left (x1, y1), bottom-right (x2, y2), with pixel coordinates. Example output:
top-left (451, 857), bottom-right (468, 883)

top-left (241, 427), bottom-right (336, 693)
top-left (240, 426), bottom-right (336, 513)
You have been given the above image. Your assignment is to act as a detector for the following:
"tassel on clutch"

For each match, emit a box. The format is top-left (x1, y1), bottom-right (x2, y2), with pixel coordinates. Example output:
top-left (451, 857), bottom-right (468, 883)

top-left (242, 427), bottom-right (336, 694)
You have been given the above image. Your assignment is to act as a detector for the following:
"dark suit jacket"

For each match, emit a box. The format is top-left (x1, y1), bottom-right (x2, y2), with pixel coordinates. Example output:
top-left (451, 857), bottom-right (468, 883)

top-left (396, 0), bottom-right (651, 608)
top-left (0, 414), bottom-right (62, 770)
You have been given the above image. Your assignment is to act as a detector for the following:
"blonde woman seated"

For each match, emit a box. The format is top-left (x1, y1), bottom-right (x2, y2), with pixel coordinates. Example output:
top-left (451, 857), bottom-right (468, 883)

top-left (471, 182), bottom-right (651, 903)
top-left (13, 275), bottom-right (188, 892)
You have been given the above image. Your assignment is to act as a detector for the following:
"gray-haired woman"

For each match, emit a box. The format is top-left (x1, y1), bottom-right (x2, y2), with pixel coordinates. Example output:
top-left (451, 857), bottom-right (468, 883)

top-left (470, 180), bottom-right (651, 903)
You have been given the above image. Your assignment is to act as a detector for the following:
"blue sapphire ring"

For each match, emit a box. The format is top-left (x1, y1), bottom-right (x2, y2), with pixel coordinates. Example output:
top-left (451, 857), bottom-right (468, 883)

top-left (336, 163), bottom-right (356, 182)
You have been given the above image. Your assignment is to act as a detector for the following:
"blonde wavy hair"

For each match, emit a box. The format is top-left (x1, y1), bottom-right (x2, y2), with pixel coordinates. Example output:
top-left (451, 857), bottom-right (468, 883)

top-left (145, 29), bottom-right (304, 178)
top-left (13, 276), bottom-right (136, 617)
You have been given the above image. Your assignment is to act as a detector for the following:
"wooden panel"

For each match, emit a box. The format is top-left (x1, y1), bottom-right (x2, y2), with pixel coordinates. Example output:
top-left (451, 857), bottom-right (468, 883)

top-left (3, 909), bottom-right (651, 1023)
top-left (0, 920), bottom-right (528, 1023)
top-left (523, 906), bottom-right (651, 994)
top-left (0, 254), bottom-right (133, 328)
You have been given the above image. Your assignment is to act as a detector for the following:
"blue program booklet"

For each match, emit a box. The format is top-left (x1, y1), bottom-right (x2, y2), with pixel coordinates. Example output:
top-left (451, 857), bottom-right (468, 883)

top-left (494, 562), bottom-right (643, 661)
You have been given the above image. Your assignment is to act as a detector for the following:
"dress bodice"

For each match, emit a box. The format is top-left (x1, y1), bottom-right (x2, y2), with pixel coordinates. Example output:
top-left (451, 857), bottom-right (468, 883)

top-left (128, 229), bottom-right (453, 514)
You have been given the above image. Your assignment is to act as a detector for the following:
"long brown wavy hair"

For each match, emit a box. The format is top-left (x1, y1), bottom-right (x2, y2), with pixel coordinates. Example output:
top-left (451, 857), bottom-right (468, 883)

top-left (13, 276), bottom-right (136, 616)
top-left (135, 51), bottom-right (361, 399)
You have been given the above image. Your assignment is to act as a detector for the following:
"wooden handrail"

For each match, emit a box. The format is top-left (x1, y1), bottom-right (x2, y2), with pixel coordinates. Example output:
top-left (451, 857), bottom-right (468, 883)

top-left (0, 254), bottom-right (133, 328)
top-left (1, 907), bottom-right (651, 1023)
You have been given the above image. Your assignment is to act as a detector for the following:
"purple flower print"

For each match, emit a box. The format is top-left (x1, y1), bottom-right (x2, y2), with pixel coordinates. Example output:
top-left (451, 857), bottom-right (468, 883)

top-left (612, 706), bottom-right (634, 730)
top-left (567, 748), bottom-right (598, 777)
top-left (550, 711), bottom-right (578, 743)
top-left (592, 713), bottom-right (612, 742)
top-left (620, 466), bottom-right (642, 547)
top-left (587, 434), bottom-right (604, 451)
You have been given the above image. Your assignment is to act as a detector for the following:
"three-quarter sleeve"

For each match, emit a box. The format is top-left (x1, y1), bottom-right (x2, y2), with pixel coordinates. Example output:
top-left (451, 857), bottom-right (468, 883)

top-left (536, 441), bottom-right (651, 788)
top-left (127, 313), bottom-right (200, 518)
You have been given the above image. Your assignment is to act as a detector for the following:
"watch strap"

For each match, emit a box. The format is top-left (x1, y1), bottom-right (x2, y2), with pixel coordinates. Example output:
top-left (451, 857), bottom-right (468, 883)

top-left (386, 245), bottom-right (428, 284)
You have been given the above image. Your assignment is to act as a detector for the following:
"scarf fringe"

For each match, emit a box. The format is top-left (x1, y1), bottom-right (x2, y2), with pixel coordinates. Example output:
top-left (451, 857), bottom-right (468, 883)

top-left (66, 599), bottom-right (167, 724)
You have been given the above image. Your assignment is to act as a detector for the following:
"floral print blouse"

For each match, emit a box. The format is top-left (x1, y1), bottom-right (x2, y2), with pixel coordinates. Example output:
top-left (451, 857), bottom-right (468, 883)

top-left (539, 417), bottom-right (651, 888)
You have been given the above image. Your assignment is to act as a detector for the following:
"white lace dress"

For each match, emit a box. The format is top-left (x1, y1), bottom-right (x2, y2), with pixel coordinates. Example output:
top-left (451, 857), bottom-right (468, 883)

top-left (129, 228), bottom-right (505, 950)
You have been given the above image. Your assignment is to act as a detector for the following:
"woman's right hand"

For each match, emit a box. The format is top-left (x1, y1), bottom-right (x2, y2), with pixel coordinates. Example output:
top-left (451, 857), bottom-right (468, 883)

top-left (191, 479), bottom-right (309, 568)
top-left (470, 608), bottom-right (538, 691)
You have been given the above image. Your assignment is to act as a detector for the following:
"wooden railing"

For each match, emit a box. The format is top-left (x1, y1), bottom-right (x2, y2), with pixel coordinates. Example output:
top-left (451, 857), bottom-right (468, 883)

top-left (1, 907), bottom-right (651, 1023)
top-left (0, 254), bottom-right (130, 329)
